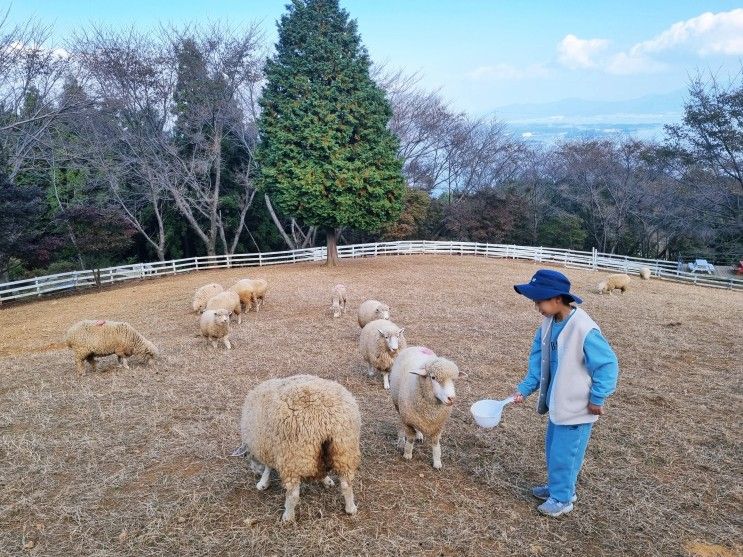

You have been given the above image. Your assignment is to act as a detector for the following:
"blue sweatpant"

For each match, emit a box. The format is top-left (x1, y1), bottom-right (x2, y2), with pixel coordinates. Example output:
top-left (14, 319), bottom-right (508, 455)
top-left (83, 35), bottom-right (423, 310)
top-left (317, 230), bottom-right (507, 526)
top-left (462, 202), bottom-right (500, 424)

top-left (545, 420), bottom-right (593, 504)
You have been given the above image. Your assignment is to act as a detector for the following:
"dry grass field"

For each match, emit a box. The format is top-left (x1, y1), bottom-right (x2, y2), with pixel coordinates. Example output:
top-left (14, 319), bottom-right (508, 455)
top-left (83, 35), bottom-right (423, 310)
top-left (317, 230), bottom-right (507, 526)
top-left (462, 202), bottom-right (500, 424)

top-left (1, 255), bottom-right (741, 557)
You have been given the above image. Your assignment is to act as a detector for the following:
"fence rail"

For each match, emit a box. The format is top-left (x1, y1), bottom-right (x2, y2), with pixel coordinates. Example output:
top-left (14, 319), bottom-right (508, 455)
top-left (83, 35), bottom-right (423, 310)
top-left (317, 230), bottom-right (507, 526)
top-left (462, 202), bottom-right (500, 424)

top-left (1, 241), bottom-right (741, 303)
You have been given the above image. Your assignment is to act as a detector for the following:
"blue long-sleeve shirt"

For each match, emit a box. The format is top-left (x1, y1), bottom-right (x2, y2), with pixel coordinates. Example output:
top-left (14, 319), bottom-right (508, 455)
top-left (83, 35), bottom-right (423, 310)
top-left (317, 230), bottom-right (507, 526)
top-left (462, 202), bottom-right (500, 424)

top-left (517, 310), bottom-right (619, 407)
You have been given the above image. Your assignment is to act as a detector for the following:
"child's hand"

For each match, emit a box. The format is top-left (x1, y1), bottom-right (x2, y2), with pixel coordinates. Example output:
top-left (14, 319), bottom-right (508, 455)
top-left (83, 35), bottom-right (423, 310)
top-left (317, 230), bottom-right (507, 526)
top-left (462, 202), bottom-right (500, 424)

top-left (587, 403), bottom-right (604, 415)
top-left (512, 392), bottom-right (524, 404)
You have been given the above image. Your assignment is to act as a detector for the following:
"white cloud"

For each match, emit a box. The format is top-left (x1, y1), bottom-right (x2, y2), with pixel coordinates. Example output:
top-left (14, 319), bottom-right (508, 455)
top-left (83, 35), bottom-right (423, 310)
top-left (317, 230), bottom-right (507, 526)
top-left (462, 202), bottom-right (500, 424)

top-left (557, 34), bottom-right (609, 69)
top-left (467, 63), bottom-right (552, 81)
top-left (553, 9), bottom-right (743, 77)
top-left (630, 8), bottom-right (743, 56)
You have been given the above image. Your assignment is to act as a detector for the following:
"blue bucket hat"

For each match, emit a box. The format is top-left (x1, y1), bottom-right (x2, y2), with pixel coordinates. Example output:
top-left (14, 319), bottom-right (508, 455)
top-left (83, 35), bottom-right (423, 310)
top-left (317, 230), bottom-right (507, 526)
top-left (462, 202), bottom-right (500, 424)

top-left (514, 269), bottom-right (583, 304)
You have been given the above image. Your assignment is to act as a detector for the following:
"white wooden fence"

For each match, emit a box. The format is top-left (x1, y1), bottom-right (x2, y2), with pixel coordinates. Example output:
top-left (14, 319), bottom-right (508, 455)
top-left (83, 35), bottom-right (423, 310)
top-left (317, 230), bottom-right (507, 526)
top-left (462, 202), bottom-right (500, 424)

top-left (1, 241), bottom-right (741, 303)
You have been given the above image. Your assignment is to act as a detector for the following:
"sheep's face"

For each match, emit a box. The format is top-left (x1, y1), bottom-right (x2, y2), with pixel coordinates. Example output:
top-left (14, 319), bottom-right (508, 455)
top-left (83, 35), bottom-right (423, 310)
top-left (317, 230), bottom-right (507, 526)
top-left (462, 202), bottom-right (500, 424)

top-left (378, 328), bottom-right (404, 353)
top-left (411, 359), bottom-right (460, 406)
top-left (597, 282), bottom-right (607, 293)
top-left (375, 305), bottom-right (390, 320)
top-left (214, 309), bottom-right (231, 325)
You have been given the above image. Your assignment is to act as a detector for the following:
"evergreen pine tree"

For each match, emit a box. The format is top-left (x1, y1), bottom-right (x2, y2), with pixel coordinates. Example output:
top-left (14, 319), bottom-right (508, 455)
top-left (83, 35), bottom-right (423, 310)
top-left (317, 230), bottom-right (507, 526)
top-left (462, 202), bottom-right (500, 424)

top-left (256, 0), bottom-right (405, 265)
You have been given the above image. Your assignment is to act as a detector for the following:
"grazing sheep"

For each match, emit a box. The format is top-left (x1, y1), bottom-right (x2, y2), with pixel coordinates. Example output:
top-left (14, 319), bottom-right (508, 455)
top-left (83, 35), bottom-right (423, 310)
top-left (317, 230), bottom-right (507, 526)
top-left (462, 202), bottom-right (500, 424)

top-left (64, 320), bottom-right (159, 376)
top-left (192, 283), bottom-right (224, 313)
top-left (359, 319), bottom-right (406, 390)
top-left (331, 284), bottom-right (347, 318)
top-left (639, 267), bottom-right (651, 280)
top-left (230, 278), bottom-right (268, 313)
top-left (389, 346), bottom-right (464, 469)
top-left (357, 299), bottom-right (390, 328)
top-left (597, 273), bottom-right (631, 294)
top-left (232, 374), bottom-right (361, 522)
top-left (206, 290), bottom-right (242, 324)
top-left (200, 309), bottom-right (232, 349)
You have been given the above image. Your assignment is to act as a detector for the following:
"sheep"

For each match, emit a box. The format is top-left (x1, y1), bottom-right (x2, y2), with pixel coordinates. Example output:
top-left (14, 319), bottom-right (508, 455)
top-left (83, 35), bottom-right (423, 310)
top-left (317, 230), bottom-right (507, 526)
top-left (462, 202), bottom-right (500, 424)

top-left (231, 374), bottom-right (361, 522)
top-left (199, 308), bottom-right (232, 349)
top-left (331, 284), bottom-right (347, 318)
top-left (639, 267), bottom-right (651, 280)
top-left (205, 290), bottom-right (242, 324)
top-left (597, 273), bottom-right (631, 294)
top-left (359, 319), bottom-right (406, 390)
top-left (389, 346), bottom-right (464, 469)
top-left (230, 278), bottom-right (268, 313)
top-left (192, 283), bottom-right (224, 313)
top-left (357, 299), bottom-right (390, 328)
top-left (64, 320), bottom-right (159, 376)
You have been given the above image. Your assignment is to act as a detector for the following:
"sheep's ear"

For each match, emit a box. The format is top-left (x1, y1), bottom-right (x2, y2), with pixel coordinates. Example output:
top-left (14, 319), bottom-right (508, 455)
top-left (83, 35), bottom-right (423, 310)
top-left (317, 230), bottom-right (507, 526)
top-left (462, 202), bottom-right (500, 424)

top-left (398, 328), bottom-right (405, 335)
top-left (409, 368), bottom-right (428, 376)
top-left (378, 329), bottom-right (386, 337)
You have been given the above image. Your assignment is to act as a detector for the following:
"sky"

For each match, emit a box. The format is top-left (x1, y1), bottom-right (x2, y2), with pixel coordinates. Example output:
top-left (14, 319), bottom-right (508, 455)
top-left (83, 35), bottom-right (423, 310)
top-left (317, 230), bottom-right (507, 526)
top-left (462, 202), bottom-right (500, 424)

top-left (3, 1), bottom-right (743, 117)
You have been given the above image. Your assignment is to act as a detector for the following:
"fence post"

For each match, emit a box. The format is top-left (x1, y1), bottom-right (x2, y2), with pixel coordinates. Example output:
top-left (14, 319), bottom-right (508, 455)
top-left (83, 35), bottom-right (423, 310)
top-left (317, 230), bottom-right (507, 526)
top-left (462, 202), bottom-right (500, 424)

top-left (592, 248), bottom-right (597, 271)
top-left (564, 250), bottom-right (569, 267)
top-left (259, 252), bottom-right (263, 266)
top-left (195, 257), bottom-right (199, 271)
top-left (172, 260), bottom-right (176, 275)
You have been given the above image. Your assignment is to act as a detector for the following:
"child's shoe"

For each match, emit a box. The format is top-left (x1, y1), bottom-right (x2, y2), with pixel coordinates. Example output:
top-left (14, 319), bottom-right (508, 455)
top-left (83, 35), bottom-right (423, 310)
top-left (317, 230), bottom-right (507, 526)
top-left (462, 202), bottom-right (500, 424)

top-left (531, 485), bottom-right (577, 503)
top-left (537, 497), bottom-right (574, 517)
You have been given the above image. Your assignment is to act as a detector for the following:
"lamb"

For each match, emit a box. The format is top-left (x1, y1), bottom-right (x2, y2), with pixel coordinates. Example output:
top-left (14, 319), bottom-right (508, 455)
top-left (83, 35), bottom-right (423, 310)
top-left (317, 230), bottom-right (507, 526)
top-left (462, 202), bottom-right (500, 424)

top-left (389, 346), bottom-right (464, 469)
top-left (639, 267), bottom-right (651, 280)
top-left (192, 283), bottom-right (224, 313)
top-left (331, 284), bottom-right (347, 318)
top-left (597, 273), bottom-right (631, 294)
top-left (359, 319), bottom-right (406, 390)
top-left (357, 299), bottom-right (390, 328)
top-left (205, 290), bottom-right (242, 324)
top-left (230, 278), bottom-right (268, 313)
top-left (231, 374), bottom-right (361, 522)
top-left (199, 308), bottom-right (232, 349)
top-left (64, 320), bottom-right (159, 376)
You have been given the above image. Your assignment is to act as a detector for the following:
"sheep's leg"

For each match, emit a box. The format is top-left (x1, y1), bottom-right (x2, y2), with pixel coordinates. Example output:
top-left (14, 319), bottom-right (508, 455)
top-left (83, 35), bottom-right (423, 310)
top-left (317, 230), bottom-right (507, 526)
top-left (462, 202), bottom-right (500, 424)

top-left (322, 475), bottom-right (335, 488)
top-left (223, 336), bottom-right (232, 350)
top-left (415, 430), bottom-right (424, 442)
top-left (431, 433), bottom-right (443, 469)
top-left (252, 293), bottom-right (259, 312)
top-left (366, 363), bottom-right (375, 377)
top-left (339, 475), bottom-right (357, 515)
top-left (211, 339), bottom-right (218, 349)
top-left (120, 357), bottom-right (129, 370)
top-left (383, 372), bottom-right (390, 390)
top-left (86, 355), bottom-right (97, 374)
top-left (282, 482), bottom-right (300, 522)
top-left (75, 357), bottom-right (86, 377)
top-left (256, 466), bottom-right (271, 491)
top-left (237, 311), bottom-right (242, 325)
top-left (402, 425), bottom-right (416, 460)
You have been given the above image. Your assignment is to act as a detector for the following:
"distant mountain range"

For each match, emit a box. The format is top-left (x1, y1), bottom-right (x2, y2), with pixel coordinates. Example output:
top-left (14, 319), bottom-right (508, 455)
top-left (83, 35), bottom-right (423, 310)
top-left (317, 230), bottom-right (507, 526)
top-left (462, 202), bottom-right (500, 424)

top-left (491, 90), bottom-right (686, 143)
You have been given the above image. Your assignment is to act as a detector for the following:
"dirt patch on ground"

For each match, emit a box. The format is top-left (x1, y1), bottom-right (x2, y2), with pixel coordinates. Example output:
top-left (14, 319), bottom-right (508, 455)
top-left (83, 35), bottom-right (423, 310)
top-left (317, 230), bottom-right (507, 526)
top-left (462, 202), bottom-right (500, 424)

top-left (1, 255), bottom-right (741, 556)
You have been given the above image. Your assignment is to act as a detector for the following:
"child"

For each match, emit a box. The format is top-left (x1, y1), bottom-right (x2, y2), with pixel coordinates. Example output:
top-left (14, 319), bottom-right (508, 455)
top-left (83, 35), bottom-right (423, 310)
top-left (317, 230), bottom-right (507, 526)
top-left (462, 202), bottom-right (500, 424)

top-left (511, 269), bottom-right (619, 517)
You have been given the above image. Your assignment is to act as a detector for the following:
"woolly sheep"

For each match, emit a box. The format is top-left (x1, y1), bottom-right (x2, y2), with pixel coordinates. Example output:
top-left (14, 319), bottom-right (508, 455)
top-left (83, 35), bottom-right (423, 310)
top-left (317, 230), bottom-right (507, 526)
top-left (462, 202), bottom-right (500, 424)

top-left (200, 308), bottom-right (232, 349)
top-left (230, 278), bottom-right (268, 313)
top-left (206, 290), bottom-right (242, 324)
top-left (192, 283), bottom-right (224, 313)
top-left (357, 299), bottom-right (390, 328)
top-left (389, 346), bottom-right (464, 469)
top-left (231, 374), bottom-right (361, 522)
top-left (639, 267), bottom-right (651, 280)
top-left (64, 320), bottom-right (159, 376)
top-left (331, 284), bottom-right (347, 318)
top-left (597, 273), bottom-right (631, 294)
top-left (359, 319), bottom-right (406, 390)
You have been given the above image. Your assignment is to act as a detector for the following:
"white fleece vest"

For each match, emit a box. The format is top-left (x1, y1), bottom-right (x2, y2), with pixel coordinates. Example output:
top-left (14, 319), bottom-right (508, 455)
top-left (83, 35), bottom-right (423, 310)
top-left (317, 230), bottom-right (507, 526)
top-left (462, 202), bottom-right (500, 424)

top-left (539, 308), bottom-right (600, 425)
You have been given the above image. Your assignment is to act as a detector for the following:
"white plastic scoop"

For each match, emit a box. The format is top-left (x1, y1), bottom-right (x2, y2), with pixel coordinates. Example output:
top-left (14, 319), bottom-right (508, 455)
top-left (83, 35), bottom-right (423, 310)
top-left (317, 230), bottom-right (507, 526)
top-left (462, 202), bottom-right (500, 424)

top-left (470, 396), bottom-right (516, 429)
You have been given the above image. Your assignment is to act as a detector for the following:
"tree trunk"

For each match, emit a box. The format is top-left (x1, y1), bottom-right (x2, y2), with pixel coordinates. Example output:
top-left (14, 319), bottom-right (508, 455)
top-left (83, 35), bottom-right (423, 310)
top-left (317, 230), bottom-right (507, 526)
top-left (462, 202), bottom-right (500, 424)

top-left (325, 228), bottom-right (339, 266)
